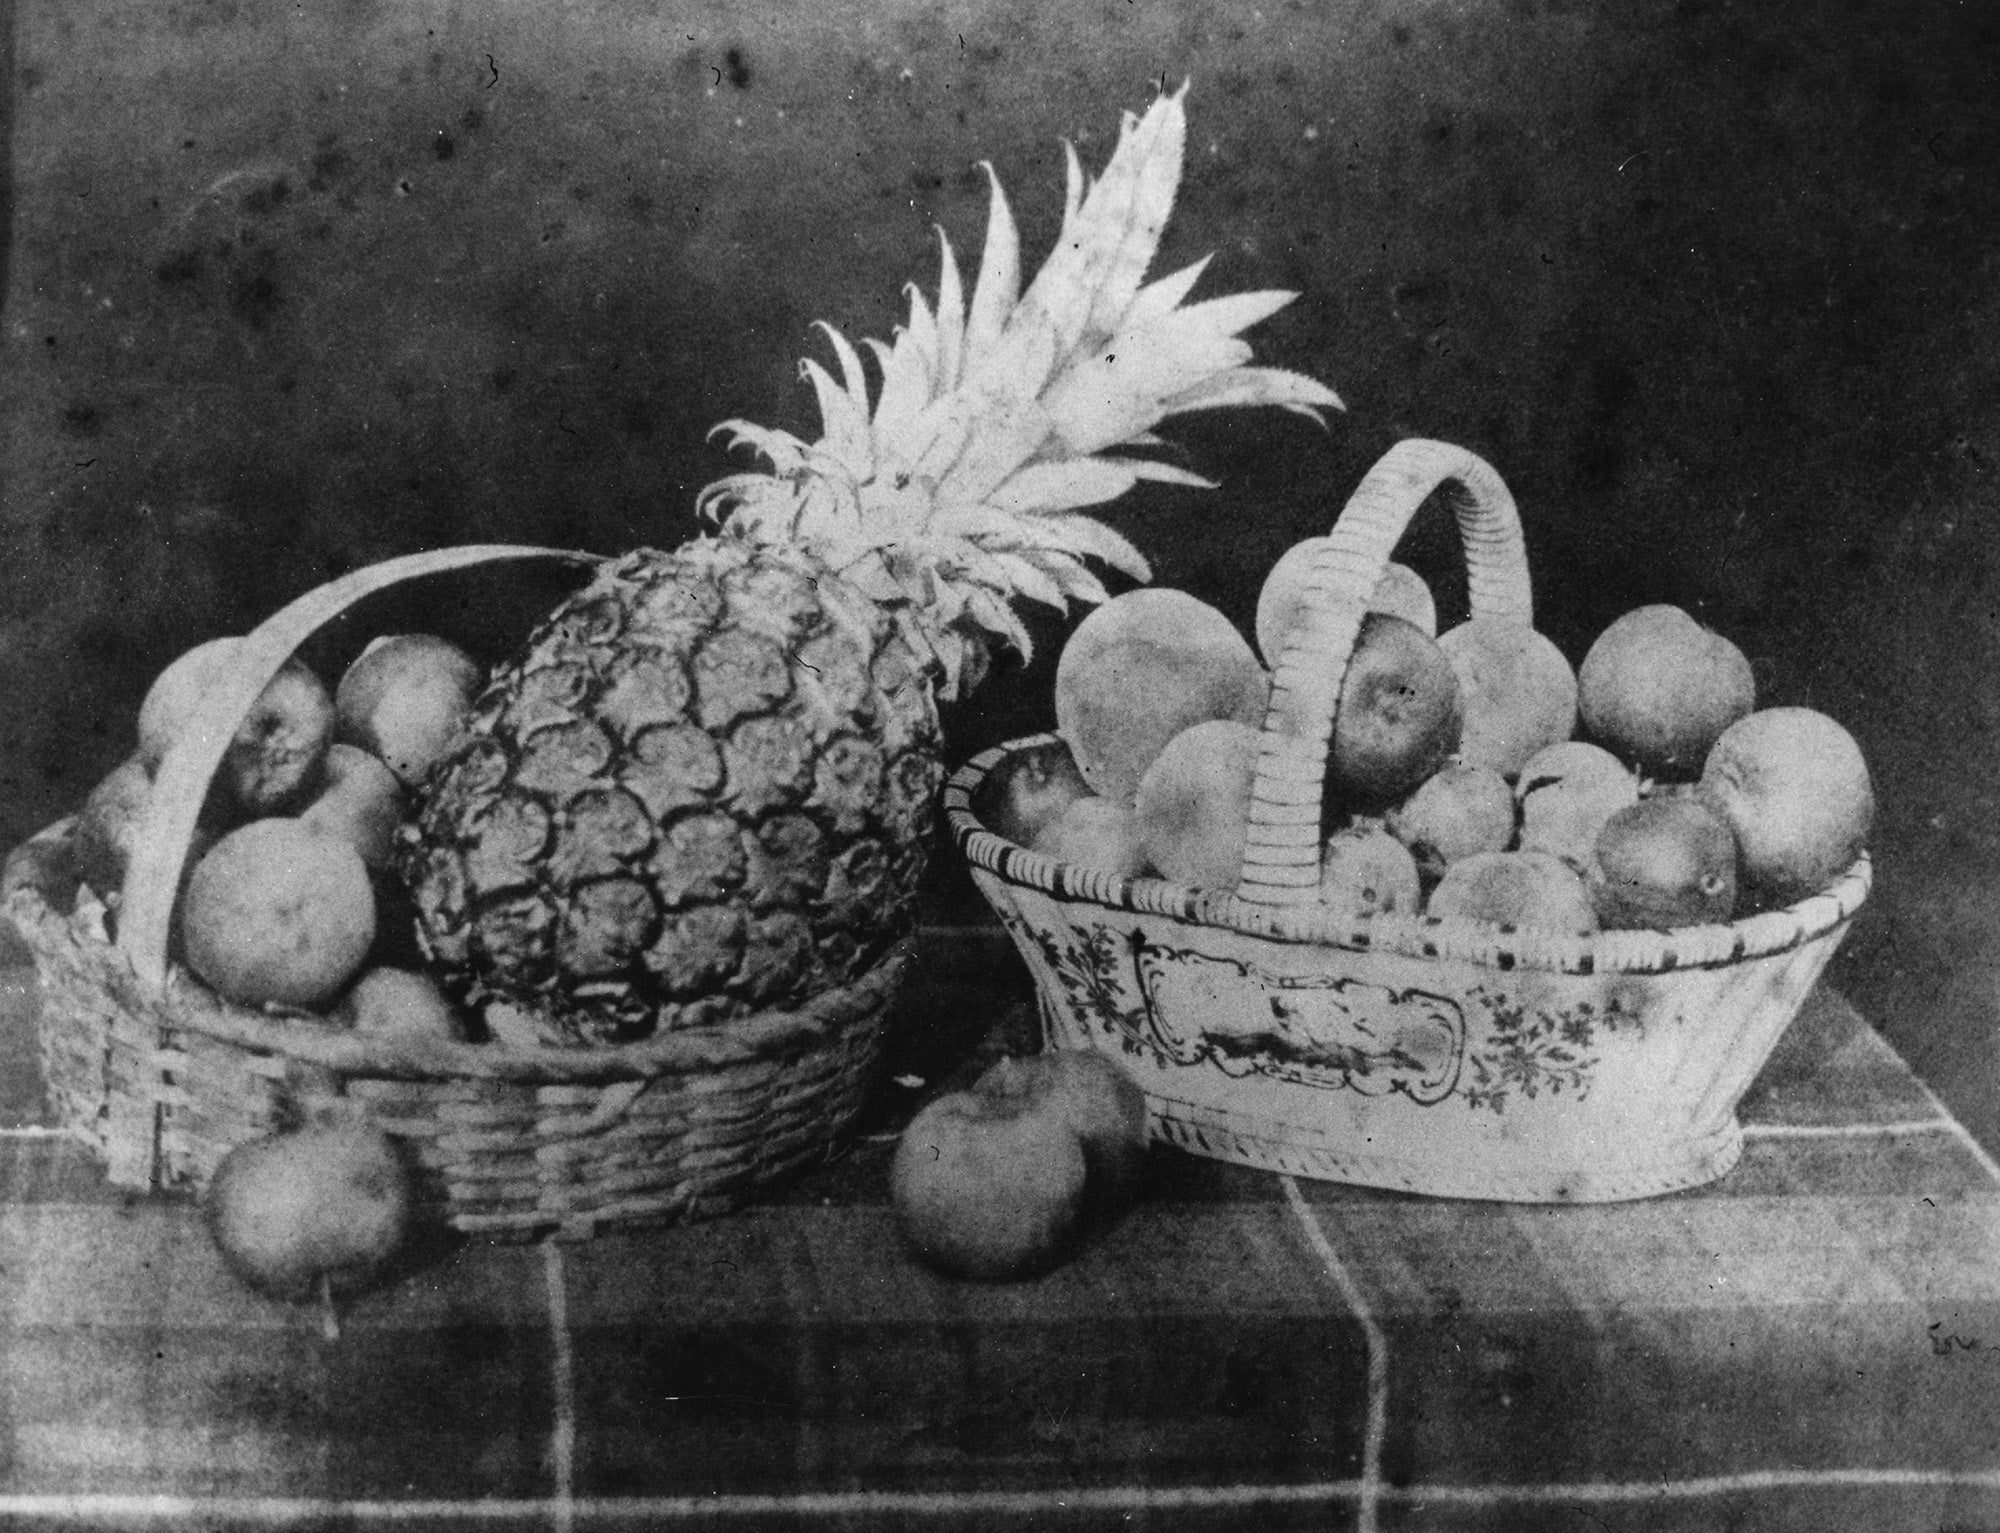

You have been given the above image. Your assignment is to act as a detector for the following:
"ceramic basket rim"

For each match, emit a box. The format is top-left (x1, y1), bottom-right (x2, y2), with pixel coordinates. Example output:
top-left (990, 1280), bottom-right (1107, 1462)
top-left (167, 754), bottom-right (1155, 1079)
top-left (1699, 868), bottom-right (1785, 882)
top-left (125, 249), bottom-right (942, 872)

top-left (945, 733), bottom-right (1872, 978)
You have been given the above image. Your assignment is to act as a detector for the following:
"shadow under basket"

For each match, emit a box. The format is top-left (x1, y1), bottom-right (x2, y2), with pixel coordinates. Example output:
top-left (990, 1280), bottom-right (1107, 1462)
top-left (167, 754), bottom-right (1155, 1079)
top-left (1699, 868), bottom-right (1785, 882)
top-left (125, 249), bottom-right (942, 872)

top-left (945, 440), bottom-right (1872, 1204)
top-left (0, 544), bottom-right (910, 1242)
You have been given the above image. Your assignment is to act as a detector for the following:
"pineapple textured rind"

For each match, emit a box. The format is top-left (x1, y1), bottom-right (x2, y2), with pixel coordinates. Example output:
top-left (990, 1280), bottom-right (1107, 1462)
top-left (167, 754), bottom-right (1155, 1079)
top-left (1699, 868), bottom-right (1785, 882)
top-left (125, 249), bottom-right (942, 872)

top-left (403, 539), bottom-right (942, 1045)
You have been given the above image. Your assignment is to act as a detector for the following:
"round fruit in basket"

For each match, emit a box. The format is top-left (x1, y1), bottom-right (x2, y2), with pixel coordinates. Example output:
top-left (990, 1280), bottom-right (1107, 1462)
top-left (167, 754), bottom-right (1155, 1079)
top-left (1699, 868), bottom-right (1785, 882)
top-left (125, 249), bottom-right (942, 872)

top-left (1054, 588), bottom-right (1268, 806)
top-left (1515, 741), bottom-right (1641, 873)
top-left (1590, 796), bottom-right (1738, 929)
top-left (976, 739), bottom-right (1093, 849)
top-left (1328, 613), bottom-right (1463, 806)
top-left (1386, 762), bottom-right (1517, 884)
top-left (181, 819), bottom-right (376, 1009)
top-left (1135, 719), bottom-right (1260, 888)
top-left (1698, 706), bottom-right (1874, 905)
top-left (1030, 795), bottom-right (1150, 879)
top-left (1317, 821), bottom-right (1423, 915)
top-left (1256, 540), bottom-right (1438, 662)
top-left (1578, 604), bottom-right (1755, 779)
top-left (334, 634), bottom-right (484, 788)
top-left (1437, 619), bottom-right (1579, 779)
top-left (1428, 848), bottom-right (1599, 934)
top-left (139, 640), bottom-right (337, 816)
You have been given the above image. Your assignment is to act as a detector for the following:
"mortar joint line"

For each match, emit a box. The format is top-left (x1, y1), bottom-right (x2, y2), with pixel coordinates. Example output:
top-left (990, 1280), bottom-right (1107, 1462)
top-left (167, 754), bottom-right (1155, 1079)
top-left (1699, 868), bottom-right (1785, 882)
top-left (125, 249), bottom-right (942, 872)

top-left (1282, 1175), bottom-right (1386, 1533)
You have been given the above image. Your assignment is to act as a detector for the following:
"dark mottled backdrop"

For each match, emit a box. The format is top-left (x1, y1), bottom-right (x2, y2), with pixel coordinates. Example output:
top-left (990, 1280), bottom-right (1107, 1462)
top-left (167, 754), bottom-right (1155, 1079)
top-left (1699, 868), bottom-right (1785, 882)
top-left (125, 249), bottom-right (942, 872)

top-left (2, 0), bottom-right (1996, 1139)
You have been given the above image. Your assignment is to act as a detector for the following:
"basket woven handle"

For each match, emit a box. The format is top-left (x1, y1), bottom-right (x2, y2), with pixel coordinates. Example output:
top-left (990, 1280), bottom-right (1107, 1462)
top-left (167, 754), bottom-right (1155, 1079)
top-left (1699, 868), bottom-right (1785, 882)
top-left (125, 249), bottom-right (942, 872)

top-left (1236, 439), bottom-right (1534, 905)
top-left (120, 545), bottom-right (602, 989)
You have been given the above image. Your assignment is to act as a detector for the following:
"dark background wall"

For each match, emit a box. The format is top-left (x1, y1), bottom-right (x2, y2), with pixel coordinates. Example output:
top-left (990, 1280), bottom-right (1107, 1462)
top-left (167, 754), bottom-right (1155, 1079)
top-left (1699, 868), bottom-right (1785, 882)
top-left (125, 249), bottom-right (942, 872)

top-left (3, 0), bottom-right (1997, 1140)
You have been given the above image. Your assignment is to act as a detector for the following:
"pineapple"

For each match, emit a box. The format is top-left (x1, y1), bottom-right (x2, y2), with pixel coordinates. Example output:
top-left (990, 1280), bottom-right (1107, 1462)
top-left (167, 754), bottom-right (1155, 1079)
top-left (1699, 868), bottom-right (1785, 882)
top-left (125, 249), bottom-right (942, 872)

top-left (403, 86), bottom-right (1341, 1044)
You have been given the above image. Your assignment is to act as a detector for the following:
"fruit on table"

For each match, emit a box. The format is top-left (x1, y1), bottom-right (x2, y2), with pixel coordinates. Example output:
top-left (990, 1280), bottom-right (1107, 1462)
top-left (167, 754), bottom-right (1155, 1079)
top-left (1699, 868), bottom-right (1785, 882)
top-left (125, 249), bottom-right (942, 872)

top-left (977, 739), bottom-right (1092, 849)
top-left (1030, 795), bottom-right (1150, 878)
top-left (1578, 604), bottom-right (1755, 779)
top-left (1255, 540), bottom-right (1437, 663)
top-left (1329, 613), bottom-right (1463, 806)
top-left (1590, 796), bottom-right (1738, 930)
top-left (891, 1084), bottom-right (1090, 1281)
top-left (335, 634), bottom-right (485, 789)
top-left (974, 1049), bottom-right (1151, 1209)
top-left (335, 965), bottom-right (468, 1041)
top-left (1385, 762), bottom-right (1517, 883)
top-left (1698, 706), bottom-right (1874, 906)
top-left (1428, 848), bottom-right (1599, 935)
top-left (1515, 740), bottom-right (1641, 873)
top-left (204, 1126), bottom-right (412, 1299)
top-left (402, 91), bottom-right (1339, 1045)
top-left (1317, 821), bottom-right (1422, 915)
top-left (1054, 588), bottom-right (1268, 805)
top-left (182, 819), bottom-right (377, 1009)
top-left (1436, 619), bottom-right (1579, 779)
top-left (299, 743), bottom-right (406, 869)
top-left (1134, 719), bottom-right (1260, 888)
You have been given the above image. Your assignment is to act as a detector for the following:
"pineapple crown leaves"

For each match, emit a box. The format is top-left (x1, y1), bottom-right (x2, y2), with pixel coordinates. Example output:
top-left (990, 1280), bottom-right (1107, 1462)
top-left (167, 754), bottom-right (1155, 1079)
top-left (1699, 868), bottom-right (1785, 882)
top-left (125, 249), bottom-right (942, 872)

top-left (695, 81), bottom-right (1342, 699)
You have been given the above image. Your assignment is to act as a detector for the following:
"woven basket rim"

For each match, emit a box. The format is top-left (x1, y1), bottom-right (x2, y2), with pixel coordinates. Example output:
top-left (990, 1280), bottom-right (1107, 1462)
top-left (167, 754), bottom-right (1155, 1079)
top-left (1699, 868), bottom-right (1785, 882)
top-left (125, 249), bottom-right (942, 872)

top-left (945, 734), bottom-right (1871, 977)
top-left (6, 825), bottom-right (911, 1085)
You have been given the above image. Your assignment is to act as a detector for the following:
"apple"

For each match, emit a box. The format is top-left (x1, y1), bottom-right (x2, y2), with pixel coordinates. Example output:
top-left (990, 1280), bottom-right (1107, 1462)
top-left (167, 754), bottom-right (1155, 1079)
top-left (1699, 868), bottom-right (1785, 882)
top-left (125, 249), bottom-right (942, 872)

top-left (1514, 741), bottom-right (1641, 874)
top-left (1698, 706), bottom-right (1873, 906)
top-left (974, 1050), bottom-right (1150, 1209)
top-left (1328, 613), bottom-right (1464, 806)
top-left (1256, 539), bottom-right (1439, 663)
top-left (139, 639), bottom-right (337, 816)
top-left (1428, 849), bottom-right (1599, 934)
top-left (977, 739), bottom-right (1093, 848)
top-left (1385, 762), bottom-right (1517, 884)
top-left (1578, 604), bottom-right (1756, 779)
top-left (335, 965), bottom-right (467, 1041)
top-left (1031, 795), bottom-right (1151, 878)
top-left (1436, 619), bottom-right (1579, 779)
top-left (891, 1088), bottom-right (1089, 1281)
top-left (1318, 821), bottom-right (1423, 915)
top-left (1591, 796), bottom-right (1738, 930)
top-left (204, 1125), bottom-right (412, 1299)
top-left (181, 819), bottom-right (376, 1009)
top-left (71, 754), bottom-right (159, 900)
top-left (335, 634), bottom-right (485, 788)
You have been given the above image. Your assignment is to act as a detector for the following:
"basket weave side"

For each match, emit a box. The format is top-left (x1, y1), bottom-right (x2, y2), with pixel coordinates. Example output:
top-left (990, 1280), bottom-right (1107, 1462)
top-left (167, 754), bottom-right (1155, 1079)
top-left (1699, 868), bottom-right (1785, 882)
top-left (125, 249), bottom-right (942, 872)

top-left (9, 859), bottom-right (907, 1241)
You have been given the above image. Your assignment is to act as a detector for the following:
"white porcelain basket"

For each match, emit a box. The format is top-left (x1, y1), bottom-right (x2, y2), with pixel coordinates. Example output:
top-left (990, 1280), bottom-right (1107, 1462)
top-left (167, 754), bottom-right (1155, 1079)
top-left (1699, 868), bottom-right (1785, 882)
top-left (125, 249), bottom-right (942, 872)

top-left (944, 439), bottom-right (1870, 1203)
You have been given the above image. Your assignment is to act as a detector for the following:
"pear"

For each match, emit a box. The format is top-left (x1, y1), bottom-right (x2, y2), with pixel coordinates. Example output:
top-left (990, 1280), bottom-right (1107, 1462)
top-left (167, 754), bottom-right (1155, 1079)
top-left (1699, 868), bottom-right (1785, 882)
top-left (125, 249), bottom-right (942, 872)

top-left (204, 1126), bottom-right (412, 1299)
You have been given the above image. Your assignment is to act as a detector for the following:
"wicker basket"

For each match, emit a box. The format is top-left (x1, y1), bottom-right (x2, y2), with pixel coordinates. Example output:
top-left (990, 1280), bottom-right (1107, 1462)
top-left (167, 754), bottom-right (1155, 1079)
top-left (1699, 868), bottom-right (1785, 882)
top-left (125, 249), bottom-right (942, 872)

top-left (2, 546), bottom-right (910, 1241)
top-left (944, 439), bottom-right (1871, 1203)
